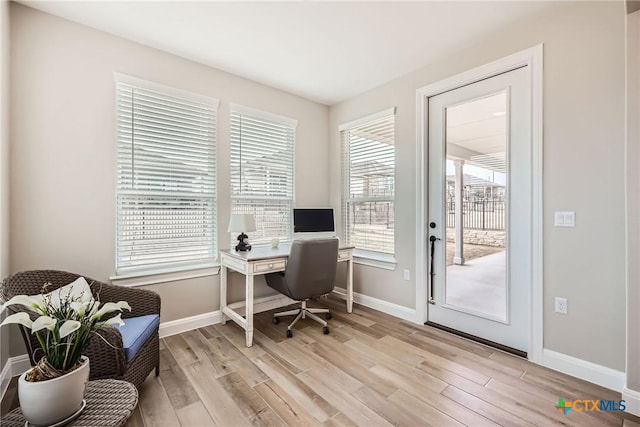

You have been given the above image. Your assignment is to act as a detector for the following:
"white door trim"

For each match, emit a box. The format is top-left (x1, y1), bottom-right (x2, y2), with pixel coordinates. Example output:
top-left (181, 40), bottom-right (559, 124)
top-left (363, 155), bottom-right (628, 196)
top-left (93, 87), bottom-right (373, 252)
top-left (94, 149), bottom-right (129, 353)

top-left (415, 45), bottom-right (543, 363)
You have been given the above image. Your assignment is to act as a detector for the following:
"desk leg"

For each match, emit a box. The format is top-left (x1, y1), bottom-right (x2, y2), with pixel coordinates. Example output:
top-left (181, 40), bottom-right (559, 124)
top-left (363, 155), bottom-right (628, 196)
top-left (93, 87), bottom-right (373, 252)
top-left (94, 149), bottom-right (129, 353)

top-left (220, 265), bottom-right (228, 324)
top-left (347, 258), bottom-right (353, 313)
top-left (245, 274), bottom-right (254, 347)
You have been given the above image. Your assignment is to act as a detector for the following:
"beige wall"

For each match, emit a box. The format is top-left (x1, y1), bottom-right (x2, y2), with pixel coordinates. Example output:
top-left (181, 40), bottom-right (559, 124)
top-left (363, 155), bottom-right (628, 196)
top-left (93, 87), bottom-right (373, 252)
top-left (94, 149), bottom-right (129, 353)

top-left (5, 0), bottom-right (632, 376)
top-left (9, 1), bottom-right (330, 342)
top-left (626, 9), bottom-right (640, 394)
top-left (1, 0), bottom-right (10, 374)
top-left (330, 1), bottom-right (627, 371)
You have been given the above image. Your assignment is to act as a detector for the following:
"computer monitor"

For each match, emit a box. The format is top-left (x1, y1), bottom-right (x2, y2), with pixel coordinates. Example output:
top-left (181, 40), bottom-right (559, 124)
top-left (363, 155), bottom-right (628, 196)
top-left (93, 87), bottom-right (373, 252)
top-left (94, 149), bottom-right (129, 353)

top-left (293, 208), bottom-right (335, 239)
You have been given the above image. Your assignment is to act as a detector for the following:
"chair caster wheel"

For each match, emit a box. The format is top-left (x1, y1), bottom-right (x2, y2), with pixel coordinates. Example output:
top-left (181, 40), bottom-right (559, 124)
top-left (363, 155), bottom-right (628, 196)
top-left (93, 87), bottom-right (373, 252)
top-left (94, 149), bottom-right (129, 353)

top-left (272, 317), bottom-right (279, 325)
top-left (325, 313), bottom-right (332, 320)
top-left (323, 326), bottom-right (330, 335)
top-left (286, 329), bottom-right (293, 338)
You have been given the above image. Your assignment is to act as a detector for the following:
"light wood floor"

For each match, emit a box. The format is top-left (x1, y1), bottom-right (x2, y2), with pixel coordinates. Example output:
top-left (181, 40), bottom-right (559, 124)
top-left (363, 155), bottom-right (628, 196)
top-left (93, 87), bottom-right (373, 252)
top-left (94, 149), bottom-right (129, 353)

top-left (4, 297), bottom-right (640, 426)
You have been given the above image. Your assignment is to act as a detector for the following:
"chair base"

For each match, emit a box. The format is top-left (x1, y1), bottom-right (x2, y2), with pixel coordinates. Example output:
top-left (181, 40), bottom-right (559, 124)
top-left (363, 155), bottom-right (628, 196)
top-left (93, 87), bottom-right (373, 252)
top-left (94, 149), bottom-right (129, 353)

top-left (272, 300), bottom-right (331, 337)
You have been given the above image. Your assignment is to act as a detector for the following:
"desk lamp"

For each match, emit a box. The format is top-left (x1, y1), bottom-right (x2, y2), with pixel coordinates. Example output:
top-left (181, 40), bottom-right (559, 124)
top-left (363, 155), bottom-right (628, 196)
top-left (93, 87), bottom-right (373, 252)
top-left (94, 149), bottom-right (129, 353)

top-left (228, 213), bottom-right (256, 251)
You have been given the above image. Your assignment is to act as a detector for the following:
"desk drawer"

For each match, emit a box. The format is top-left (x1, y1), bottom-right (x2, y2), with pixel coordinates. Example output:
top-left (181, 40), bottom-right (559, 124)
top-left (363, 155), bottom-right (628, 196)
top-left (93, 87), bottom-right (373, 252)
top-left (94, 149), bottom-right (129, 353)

top-left (222, 254), bottom-right (247, 274)
top-left (253, 260), bottom-right (286, 274)
top-left (338, 249), bottom-right (352, 260)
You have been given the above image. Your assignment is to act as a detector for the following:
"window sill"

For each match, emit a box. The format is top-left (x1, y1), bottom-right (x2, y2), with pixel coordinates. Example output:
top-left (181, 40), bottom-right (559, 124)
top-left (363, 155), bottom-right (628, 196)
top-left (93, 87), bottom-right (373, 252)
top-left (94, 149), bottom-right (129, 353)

top-left (110, 263), bottom-right (220, 288)
top-left (353, 250), bottom-right (397, 271)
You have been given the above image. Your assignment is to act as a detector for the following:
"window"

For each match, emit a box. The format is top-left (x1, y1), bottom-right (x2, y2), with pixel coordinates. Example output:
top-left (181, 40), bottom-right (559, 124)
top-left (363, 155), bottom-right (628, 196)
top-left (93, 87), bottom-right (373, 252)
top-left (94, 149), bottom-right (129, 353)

top-left (341, 108), bottom-right (396, 255)
top-left (115, 74), bottom-right (218, 275)
top-left (230, 104), bottom-right (296, 247)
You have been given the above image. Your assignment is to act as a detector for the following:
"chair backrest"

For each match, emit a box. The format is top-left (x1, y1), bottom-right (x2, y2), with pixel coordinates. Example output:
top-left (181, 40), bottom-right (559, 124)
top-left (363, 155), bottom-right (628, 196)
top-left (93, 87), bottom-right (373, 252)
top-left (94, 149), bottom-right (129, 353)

top-left (1, 270), bottom-right (89, 302)
top-left (283, 238), bottom-right (339, 300)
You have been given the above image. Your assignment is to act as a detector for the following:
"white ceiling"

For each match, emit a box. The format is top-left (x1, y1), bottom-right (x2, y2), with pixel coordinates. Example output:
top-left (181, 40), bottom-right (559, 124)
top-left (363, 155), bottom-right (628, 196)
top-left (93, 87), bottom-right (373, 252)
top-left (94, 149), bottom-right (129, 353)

top-left (20, 1), bottom-right (564, 105)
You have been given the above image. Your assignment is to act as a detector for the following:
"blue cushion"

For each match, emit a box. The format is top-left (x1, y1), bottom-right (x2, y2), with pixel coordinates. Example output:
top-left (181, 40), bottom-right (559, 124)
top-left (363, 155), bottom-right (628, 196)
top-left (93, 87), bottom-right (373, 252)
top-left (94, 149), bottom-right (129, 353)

top-left (113, 314), bottom-right (159, 362)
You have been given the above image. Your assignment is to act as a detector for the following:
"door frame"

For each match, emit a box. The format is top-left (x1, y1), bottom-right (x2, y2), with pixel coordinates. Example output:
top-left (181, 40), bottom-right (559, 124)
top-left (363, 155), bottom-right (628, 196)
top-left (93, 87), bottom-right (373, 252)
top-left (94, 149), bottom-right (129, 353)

top-left (414, 45), bottom-right (544, 363)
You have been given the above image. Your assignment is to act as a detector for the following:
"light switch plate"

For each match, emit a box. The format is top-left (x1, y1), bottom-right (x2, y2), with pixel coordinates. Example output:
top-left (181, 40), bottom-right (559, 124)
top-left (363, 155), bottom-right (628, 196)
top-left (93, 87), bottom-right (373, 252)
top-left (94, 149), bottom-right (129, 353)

top-left (554, 211), bottom-right (575, 227)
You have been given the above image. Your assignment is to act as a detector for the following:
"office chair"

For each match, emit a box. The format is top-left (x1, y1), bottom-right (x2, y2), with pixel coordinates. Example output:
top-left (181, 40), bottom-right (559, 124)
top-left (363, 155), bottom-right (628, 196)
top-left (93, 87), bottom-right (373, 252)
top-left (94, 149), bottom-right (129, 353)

top-left (266, 238), bottom-right (339, 338)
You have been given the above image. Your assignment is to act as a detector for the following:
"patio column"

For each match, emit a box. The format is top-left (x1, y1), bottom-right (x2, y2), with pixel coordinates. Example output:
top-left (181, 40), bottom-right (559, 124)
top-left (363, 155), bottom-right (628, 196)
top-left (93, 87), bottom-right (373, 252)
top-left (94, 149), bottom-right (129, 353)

top-left (454, 159), bottom-right (465, 265)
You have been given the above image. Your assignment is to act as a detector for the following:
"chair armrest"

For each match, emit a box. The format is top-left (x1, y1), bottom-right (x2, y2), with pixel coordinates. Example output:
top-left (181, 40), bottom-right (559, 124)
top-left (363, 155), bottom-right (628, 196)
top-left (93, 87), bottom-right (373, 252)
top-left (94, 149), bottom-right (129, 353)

top-left (90, 282), bottom-right (161, 319)
top-left (85, 326), bottom-right (127, 380)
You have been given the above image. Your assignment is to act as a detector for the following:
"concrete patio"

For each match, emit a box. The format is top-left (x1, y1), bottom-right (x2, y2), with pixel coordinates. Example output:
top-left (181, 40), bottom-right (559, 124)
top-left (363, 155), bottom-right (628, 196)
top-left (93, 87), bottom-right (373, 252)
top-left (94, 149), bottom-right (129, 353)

top-left (445, 250), bottom-right (507, 321)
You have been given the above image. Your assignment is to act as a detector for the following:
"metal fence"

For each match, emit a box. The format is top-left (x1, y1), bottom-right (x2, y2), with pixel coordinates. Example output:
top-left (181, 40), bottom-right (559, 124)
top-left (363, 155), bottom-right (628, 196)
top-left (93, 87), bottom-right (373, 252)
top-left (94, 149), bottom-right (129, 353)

top-left (446, 199), bottom-right (505, 231)
top-left (346, 201), bottom-right (394, 254)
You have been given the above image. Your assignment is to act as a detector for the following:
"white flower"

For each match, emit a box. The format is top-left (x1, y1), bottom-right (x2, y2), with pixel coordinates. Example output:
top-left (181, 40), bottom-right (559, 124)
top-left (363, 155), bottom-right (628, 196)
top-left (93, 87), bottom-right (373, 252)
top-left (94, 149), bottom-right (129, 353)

top-left (116, 301), bottom-right (131, 312)
top-left (0, 312), bottom-right (33, 329)
top-left (91, 302), bottom-right (123, 320)
top-left (101, 314), bottom-right (124, 327)
top-left (80, 291), bottom-right (93, 304)
top-left (31, 316), bottom-right (57, 333)
top-left (59, 320), bottom-right (81, 338)
top-left (3, 295), bottom-right (47, 315)
top-left (70, 301), bottom-right (90, 316)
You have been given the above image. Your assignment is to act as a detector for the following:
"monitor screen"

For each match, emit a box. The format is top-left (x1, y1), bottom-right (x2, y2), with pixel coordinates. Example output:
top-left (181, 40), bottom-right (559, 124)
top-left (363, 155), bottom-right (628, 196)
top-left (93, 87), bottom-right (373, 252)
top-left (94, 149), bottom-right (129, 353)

top-left (293, 208), bottom-right (335, 233)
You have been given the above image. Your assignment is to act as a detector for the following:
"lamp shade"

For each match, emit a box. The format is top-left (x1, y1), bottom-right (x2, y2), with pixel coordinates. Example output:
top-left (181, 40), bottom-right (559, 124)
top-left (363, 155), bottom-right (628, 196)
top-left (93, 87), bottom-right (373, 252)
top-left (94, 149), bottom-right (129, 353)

top-left (228, 213), bottom-right (256, 233)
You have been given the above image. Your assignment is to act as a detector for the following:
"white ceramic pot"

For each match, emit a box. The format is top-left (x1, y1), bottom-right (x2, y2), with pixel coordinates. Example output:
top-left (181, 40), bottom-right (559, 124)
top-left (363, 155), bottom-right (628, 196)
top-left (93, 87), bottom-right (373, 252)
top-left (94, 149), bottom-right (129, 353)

top-left (18, 356), bottom-right (89, 426)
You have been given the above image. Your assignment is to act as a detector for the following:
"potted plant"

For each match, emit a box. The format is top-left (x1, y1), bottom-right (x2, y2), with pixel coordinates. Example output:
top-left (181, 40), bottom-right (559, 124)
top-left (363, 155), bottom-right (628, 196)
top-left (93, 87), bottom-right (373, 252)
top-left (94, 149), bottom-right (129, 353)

top-left (0, 278), bottom-right (130, 426)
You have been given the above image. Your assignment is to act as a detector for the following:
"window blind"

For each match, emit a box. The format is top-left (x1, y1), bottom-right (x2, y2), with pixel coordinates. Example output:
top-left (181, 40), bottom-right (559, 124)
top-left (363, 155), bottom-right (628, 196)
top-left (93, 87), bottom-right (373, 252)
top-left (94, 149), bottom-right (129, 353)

top-left (115, 76), bottom-right (218, 274)
top-left (230, 105), bottom-right (296, 247)
top-left (341, 110), bottom-right (395, 255)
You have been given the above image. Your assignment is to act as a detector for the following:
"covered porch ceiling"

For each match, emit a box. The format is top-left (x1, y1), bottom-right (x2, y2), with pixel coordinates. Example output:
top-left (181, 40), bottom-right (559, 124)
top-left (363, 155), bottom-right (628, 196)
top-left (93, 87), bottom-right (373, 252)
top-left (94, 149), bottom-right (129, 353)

top-left (446, 92), bottom-right (507, 174)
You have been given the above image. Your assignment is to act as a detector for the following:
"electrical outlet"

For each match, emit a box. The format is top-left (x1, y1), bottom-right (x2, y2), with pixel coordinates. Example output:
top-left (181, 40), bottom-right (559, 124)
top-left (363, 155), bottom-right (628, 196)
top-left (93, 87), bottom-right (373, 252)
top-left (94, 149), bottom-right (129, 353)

top-left (403, 269), bottom-right (410, 281)
top-left (555, 297), bottom-right (568, 314)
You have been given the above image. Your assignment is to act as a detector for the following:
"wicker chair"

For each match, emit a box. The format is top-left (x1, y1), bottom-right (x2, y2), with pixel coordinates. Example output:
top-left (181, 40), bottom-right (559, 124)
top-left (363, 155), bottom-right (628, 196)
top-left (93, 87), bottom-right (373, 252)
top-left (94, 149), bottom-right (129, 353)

top-left (1, 270), bottom-right (160, 388)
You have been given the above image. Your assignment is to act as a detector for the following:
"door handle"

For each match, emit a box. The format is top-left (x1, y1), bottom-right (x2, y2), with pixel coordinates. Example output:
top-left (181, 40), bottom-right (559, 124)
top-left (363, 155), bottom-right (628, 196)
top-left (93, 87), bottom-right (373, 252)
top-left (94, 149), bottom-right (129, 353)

top-left (429, 234), bottom-right (441, 305)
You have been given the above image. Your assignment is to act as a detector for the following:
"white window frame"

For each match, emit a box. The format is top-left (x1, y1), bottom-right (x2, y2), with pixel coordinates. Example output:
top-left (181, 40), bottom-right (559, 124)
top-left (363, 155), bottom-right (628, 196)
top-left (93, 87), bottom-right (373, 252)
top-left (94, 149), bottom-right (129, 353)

top-left (112, 73), bottom-right (219, 283)
top-left (230, 104), bottom-right (297, 248)
top-left (340, 107), bottom-right (397, 264)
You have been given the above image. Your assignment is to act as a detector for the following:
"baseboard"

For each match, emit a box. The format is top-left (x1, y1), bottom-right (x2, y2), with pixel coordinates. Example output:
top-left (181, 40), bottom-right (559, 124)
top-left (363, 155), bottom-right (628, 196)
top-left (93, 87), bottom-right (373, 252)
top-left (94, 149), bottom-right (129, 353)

top-left (0, 356), bottom-right (11, 402)
top-left (227, 293), bottom-right (296, 317)
top-left (542, 349), bottom-right (625, 392)
top-left (158, 288), bottom-right (418, 339)
top-left (0, 354), bottom-right (31, 401)
top-left (158, 293), bottom-right (296, 338)
top-left (623, 387), bottom-right (640, 416)
top-left (333, 287), bottom-right (417, 323)
top-left (9, 355), bottom-right (30, 378)
top-left (159, 311), bottom-right (222, 338)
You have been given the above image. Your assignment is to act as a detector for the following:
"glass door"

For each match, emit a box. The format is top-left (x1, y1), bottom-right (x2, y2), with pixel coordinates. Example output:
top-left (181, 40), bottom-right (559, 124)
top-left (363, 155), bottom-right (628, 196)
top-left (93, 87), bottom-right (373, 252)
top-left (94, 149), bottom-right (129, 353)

top-left (427, 67), bottom-right (531, 352)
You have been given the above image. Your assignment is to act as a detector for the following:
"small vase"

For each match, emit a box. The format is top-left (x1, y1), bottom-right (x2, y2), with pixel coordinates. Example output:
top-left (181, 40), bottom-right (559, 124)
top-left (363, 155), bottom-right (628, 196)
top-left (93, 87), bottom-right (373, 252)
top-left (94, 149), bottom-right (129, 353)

top-left (18, 356), bottom-right (89, 426)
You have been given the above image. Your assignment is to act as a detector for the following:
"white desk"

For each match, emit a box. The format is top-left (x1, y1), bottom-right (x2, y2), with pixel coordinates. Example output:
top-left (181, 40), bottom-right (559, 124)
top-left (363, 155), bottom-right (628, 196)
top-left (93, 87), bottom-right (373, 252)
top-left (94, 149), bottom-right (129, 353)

top-left (219, 243), bottom-right (354, 347)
